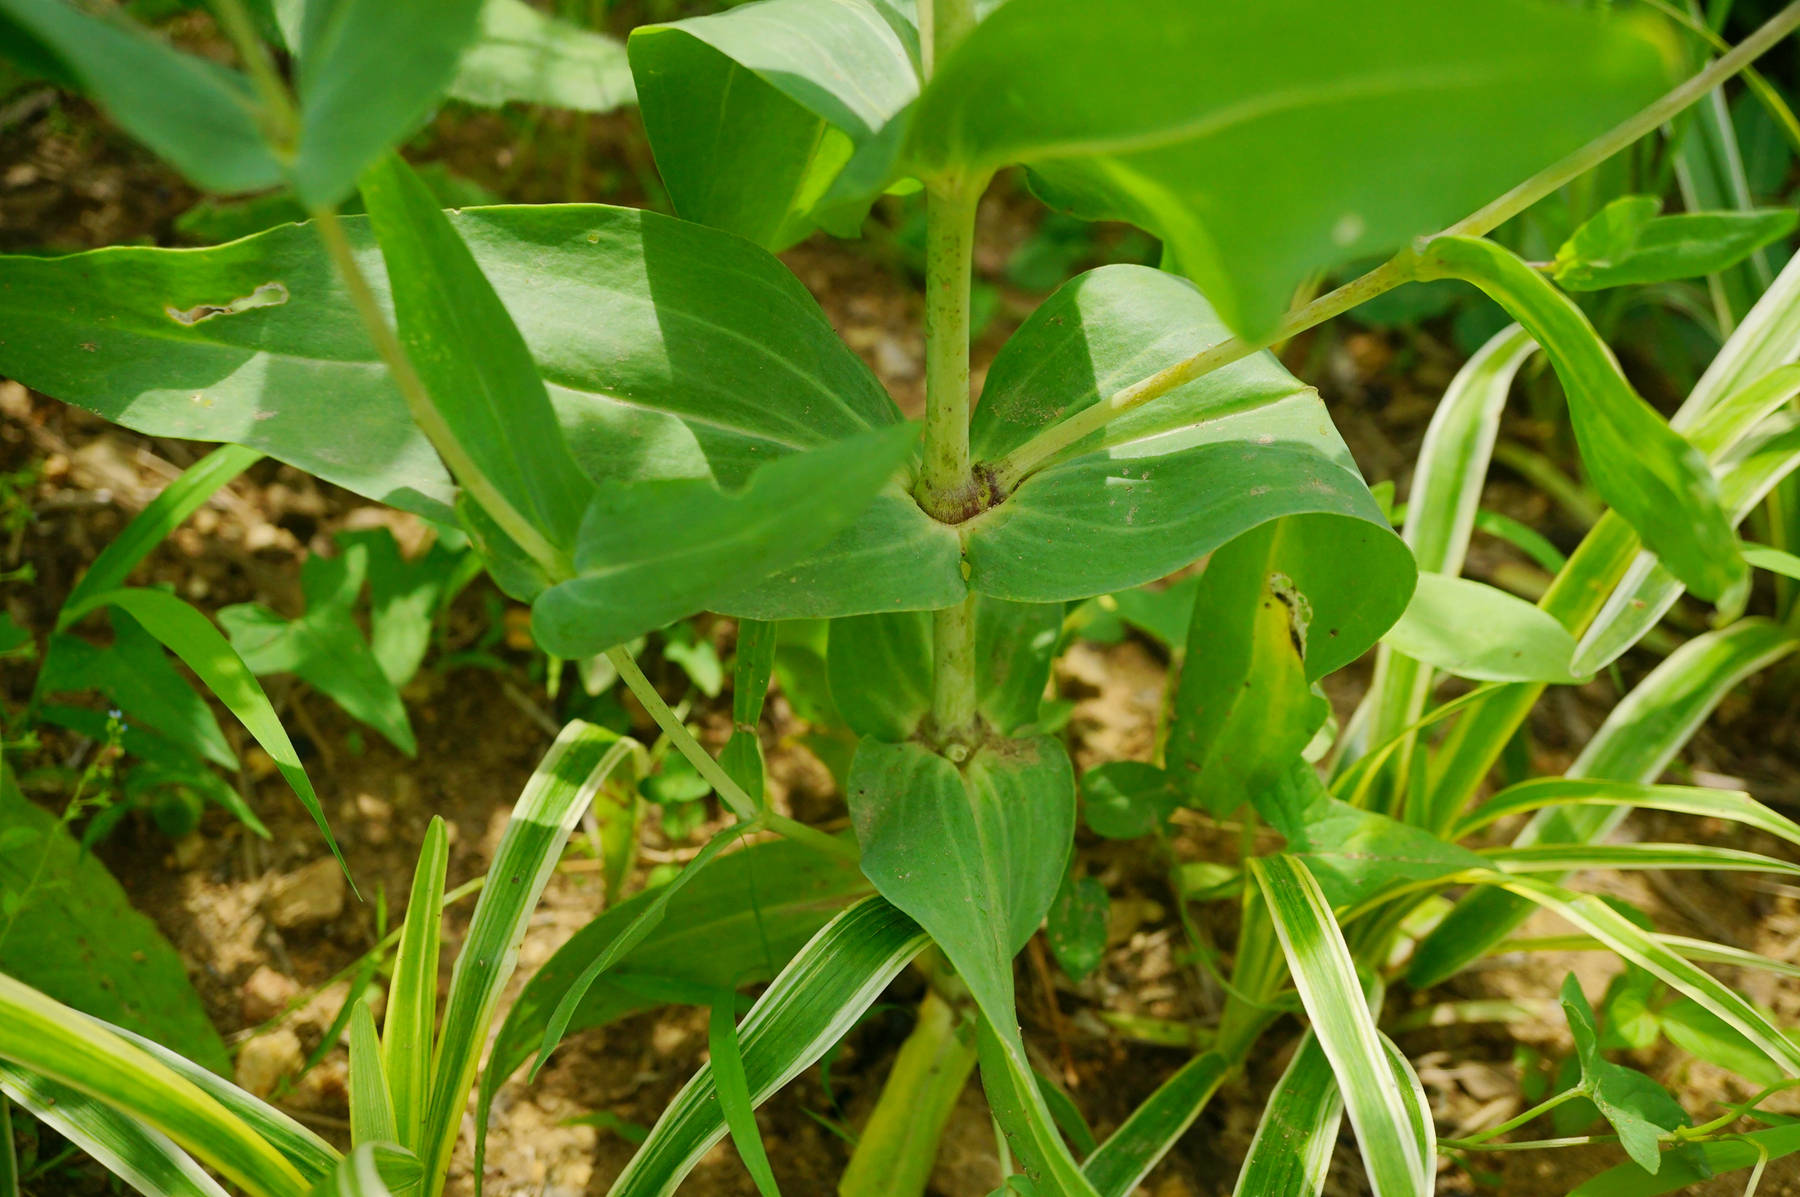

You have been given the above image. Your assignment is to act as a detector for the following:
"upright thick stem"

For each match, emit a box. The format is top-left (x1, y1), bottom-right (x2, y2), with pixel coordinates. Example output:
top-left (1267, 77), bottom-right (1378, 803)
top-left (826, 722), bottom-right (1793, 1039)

top-left (915, 178), bottom-right (981, 523)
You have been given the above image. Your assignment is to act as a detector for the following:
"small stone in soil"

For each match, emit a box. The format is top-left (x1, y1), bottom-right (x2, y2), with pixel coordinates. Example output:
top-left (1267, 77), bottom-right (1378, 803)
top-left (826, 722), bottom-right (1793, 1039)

top-left (235, 1028), bottom-right (303, 1098)
top-left (266, 858), bottom-right (346, 929)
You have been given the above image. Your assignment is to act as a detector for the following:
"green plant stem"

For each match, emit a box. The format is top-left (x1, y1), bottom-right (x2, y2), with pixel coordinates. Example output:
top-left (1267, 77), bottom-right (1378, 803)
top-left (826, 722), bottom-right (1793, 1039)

top-left (309, 206), bottom-right (571, 581)
top-left (915, 178), bottom-right (982, 522)
top-left (605, 646), bottom-right (859, 863)
top-left (930, 596), bottom-right (979, 752)
top-left (209, 0), bottom-right (298, 150)
top-left (987, 0), bottom-right (1800, 491)
top-left (838, 989), bottom-right (978, 1197)
top-left (1450, 1086), bottom-right (1585, 1148)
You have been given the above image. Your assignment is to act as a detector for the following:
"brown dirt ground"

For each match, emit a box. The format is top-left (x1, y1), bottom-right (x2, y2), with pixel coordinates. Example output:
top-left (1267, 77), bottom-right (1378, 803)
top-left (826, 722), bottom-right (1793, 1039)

top-left (5, 49), bottom-right (1800, 1197)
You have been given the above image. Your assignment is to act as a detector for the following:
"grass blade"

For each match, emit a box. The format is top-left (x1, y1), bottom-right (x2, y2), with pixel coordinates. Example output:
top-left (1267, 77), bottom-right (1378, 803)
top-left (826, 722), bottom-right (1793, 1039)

top-left (1503, 877), bottom-right (1800, 1077)
top-left (0, 1063), bottom-right (229, 1197)
top-left (1229, 1035), bottom-right (1342, 1197)
top-left (348, 1004), bottom-right (397, 1148)
top-left (420, 722), bottom-right (634, 1195)
top-left (1457, 778), bottom-right (1800, 845)
top-left (307, 1143), bottom-right (394, 1197)
top-left (57, 444), bottom-right (261, 632)
top-left (1252, 855), bottom-right (1427, 1197)
top-left (60, 587), bottom-right (346, 880)
top-left (609, 896), bottom-right (929, 1197)
top-left (0, 1091), bottom-right (13, 1197)
top-left (383, 816), bottom-right (447, 1152)
top-left (708, 1002), bottom-right (782, 1197)
top-left (1483, 841), bottom-right (1800, 877)
top-left (0, 974), bottom-right (311, 1197)
top-left (1083, 1051), bottom-right (1230, 1197)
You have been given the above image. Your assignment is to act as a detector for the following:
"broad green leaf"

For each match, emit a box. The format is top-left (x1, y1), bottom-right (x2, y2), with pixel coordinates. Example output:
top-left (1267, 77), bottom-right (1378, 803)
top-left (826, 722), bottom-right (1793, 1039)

top-left (449, 0), bottom-right (634, 112)
top-left (909, 0), bottom-right (1667, 337)
top-left (0, 792), bottom-right (229, 1073)
top-left (479, 836), bottom-right (867, 1163)
top-left (1381, 573), bottom-right (1586, 683)
top-left (628, 0), bottom-right (917, 247)
top-left (346, 1004), bottom-right (396, 1148)
top-left (1659, 997), bottom-right (1790, 1086)
top-left (976, 599), bottom-right (1064, 735)
top-left (1558, 975), bottom-right (1688, 1172)
top-left (362, 154), bottom-right (593, 569)
top-left (219, 544), bottom-right (415, 755)
top-left (1081, 1051), bottom-right (1229, 1197)
top-left (62, 588), bottom-right (343, 875)
top-left (1572, 423), bottom-right (1800, 674)
top-left (1080, 762), bottom-right (1181, 841)
top-left (58, 444), bottom-right (262, 630)
top-left (38, 610), bottom-right (236, 772)
top-left (0, 0), bottom-right (282, 194)
top-left (1507, 880), bottom-right (1800, 1078)
top-left (1553, 196), bottom-right (1662, 287)
top-left (1554, 202), bottom-right (1796, 292)
top-left (1568, 1121), bottom-right (1800, 1196)
top-left (1046, 875), bottom-right (1107, 983)
top-left (337, 527), bottom-right (476, 689)
top-left (382, 816), bottom-right (444, 1153)
top-left (0, 1064), bottom-right (229, 1197)
top-left (0, 974), bottom-right (310, 1197)
top-left (289, 0), bottom-right (485, 207)
top-left (1165, 522), bottom-right (1330, 814)
top-left (707, 1003), bottom-right (781, 1197)
top-left (1229, 1035), bottom-right (1341, 1197)
top-left (1458, 778), bottom-right (1800, 846)
top-left (173, 162), bottom-right (498, 246)
top-left (532, 423), bottom-right (917, 655)
top-left (847, 736), bottom-right (1086, 1192)
top-left (967, 266), bottom-right (1412, 667)
top-left (108, 1024), bottom-right (335, 1183)
top-left (608, 896), bottom-right (929, 1197)
top-left (973, 1016), bottom-right (1101, 1197)
top-left (1417, 234), bottom-right (1745, 605)
top-left (419, 723), bottom-right (635, 1188)
top-left (1412, 618), bottom-right (1799, 988)
top-left (1252, 856), bottom-right (1425, 1197)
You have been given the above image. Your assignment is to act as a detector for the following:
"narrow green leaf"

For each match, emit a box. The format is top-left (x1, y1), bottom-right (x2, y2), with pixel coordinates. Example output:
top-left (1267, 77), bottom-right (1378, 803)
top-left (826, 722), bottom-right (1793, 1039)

top-left (419, 722), bottom-right (635, 1187)
top-left (59, 444), bottom-right (262, 631)
top-left (1382, 573), bottom-right (1585, 683)
top-left (1252, 855), bottom-right (1425, 1197)
top-left (708, 1003), bottom-right (782, 1197)
top-left (1412, 618), bottom-right (1799, 989)
top-left (449, 0), bottom-right (634, 112)
top-left (0, 0), bottom-right (281, 193)
top-left (1418, 234), bottom-right (1744, 605)
top-left (0, 974), bottom-right (311, 1197)
top-left (1568, 1121), bottom-right (1800, 1196)
top-left (1558, 975), bottom-right (1688, 1172)
top-left (1506, 879), bottom-right (1800, 1078)
top-left (1166, 522), bottom-right (1330, 814)
top-left (1230, 1036), bottom-right (1341, 1197)
top-left (0, 1063), bottom-right (229, 1197)
top-left (910, 0), bottom-right (1665, 337)
top-left (1458, 778), bottom-right (1800, 846)
top-left (1483, 841), bottom-right (1800, 878)
top-left (62, 587), bottom-right (344, 878)
top-left (1678, 250), bottom-right (1800, 427)
top-left (1673, 85), bottom-right (1778, 328)
top-left (973, 1017), bottom-right (1102, 1197)
top-left (1660, 998), bottom-right (1789, 1086)
top-left (1081, 1051), bottom-right (1229, 1197)
top-left (361, 153), bottom-right (594, 570)
top-left (1555, 204), bottom-right (1797, 292)
top-left (347, 1004), bottom-right (397, 1148)
top-left (306, 1143), bottom-right (393, 1197)
top-left (0, 1091), bottom-right (14, 1197)
top-left (608, 896), bottom-right (929, 1197)
top-left (290, 1), bottom-right (485, 207)
top-left (383, 816), bottom-right (446, 1153)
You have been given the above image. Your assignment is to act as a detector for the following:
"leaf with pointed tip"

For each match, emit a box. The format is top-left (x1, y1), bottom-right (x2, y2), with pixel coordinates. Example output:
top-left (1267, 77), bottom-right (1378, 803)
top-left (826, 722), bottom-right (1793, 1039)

top-left (1567, 1121), bottom-right (1800, 1196)
top-left (1556, 204), bottom-right (1797, 292)
top-left (1082, 1050), bottom-right (1229, 1197)
top-left (346, 1005), bottom-right (396, 1148)
top-left (1382, 573), bottom-right (1586, 684)
top-left (1230, 1036), bottom-right (1341, 1197)
top-left (1559, 975), bottom-right (1688, 1172)
top-left (1457, 778), bottom-right (1800, 846)
top-left (708, 1003), bottom-right (782, 1197)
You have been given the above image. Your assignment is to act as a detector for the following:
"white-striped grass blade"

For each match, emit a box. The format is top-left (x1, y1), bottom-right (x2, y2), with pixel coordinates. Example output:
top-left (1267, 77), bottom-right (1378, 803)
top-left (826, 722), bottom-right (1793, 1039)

top-left (1253, 855), bottom-right (1429, 1197)
top-left (1456, 778), bottom-right (1800, 845)
top-left (349, 1003), bottom-right (398, 1147)
top-left (107, 1023), bottom-right (336, 1183)
top-left (420, 722), bottom-right (634, 1195)
top-left (308, 1143), bottom-right (394, 1197)
top-left (0, 973), bottom-right (311, 1197)
top-left (1677, 241), bottom-right (1800, 426)
top-left (0, 1063), bottom-right (228, 1197)
top-left (383, 815), bottom-right (447, 1153)
top-left (1497, 931), bottom-right (1800, 982)
top-left (1230, 1035), bottom-right (1342, 1197)
top-left (708, 1002), bottom-right (781, 1197)
top-left (1501, 877), bottom-right (1800, 1076)
top-left (1083, 1050), bottom-right (1230, 1197)
top-left (1482, 842), bottom-right (1800, 877)
top-left (1382, 1032), bottom-right (1434, 1193)
top-left (609, 896), bottom-right (928, 1197)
